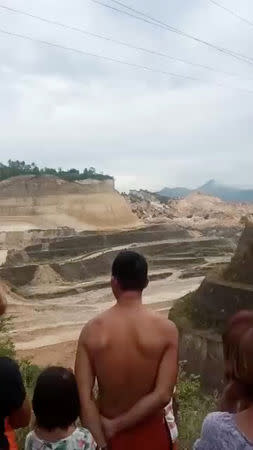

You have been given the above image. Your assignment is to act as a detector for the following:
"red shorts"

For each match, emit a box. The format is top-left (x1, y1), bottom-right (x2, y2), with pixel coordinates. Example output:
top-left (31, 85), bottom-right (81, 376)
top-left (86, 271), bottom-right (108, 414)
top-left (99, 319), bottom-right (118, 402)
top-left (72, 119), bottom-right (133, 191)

top-left (108, 412), bottom-right (171, 450)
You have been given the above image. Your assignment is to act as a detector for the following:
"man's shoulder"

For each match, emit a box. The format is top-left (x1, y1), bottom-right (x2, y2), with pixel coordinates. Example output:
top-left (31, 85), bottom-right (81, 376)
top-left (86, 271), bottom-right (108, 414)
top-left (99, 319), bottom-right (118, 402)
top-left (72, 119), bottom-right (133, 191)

top-left (146, 311), bottom-right (178, 338)
top-left (79, 310), bottom-right (112, 350)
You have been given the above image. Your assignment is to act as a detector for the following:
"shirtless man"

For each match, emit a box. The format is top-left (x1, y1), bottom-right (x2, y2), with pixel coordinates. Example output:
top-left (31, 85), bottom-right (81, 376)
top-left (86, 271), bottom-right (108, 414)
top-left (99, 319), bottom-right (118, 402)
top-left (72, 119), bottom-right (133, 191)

top-left (75, 251), bottom-right (178, 449)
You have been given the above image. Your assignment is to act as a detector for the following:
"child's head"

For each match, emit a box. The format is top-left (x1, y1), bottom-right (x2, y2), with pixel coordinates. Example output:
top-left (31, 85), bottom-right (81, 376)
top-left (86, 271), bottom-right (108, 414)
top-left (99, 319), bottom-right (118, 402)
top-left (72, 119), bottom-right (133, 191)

top-left (223, 310), bottom-right (253, 382)
top-left (33, 367), bottom-right (80, 431)
top-left (221, 310), bottom-right (253, 412)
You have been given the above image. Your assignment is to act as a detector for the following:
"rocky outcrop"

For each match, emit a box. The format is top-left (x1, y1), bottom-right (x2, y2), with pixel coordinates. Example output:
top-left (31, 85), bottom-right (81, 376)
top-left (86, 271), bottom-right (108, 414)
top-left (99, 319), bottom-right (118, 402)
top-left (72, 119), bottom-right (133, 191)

top-left (126, 190), bottom-right (253, 234)
top-left (189, 223), bottom-right (253, 330)
top-left (223, 222), bottom-right (253, 284)
top-left (170, 223), bottom-right (253, 390)
top-left (179, 329), bottom-right (224, 390)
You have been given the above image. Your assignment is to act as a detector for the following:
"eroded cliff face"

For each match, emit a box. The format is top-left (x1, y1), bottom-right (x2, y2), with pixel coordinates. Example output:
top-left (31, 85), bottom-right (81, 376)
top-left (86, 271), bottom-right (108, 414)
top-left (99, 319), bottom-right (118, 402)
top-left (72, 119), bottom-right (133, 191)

top-left (170, 223), bottom-right (253, 390)
top-left (223, 222), bottom-right (253, 285)
top-left (190, 223), bottom-right (253, 330)
top-left (0, 175), bottom-right (139, 231)
top-left (179, 330), bottom-right (224, 391)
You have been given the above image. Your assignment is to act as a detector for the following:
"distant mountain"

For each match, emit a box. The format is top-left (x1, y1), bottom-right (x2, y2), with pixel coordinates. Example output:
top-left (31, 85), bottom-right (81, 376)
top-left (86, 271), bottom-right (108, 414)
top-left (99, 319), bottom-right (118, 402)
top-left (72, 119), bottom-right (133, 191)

top-left (158, 186), bottom-right (192, 199)
top-left (198, 180), bottom-right (253, 202)
top-left (157, 180), bottom-right (253, 203)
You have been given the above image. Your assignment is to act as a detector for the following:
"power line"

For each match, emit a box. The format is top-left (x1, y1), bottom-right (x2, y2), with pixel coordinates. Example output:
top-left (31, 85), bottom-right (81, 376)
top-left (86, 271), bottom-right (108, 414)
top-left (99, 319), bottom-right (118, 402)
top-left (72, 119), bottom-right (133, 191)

top-left (0, 27), bottom-right (211, 83)
top-left (91, 0), bottom-right (253, 66)
top-left (208, 0), bottom-right (253, 28)
top-left (0, 27), bottom-right (252, 94)
top-left (0, 2), bottom-right (248, 80)
top-left (95, 0), bottom-right (253, 63)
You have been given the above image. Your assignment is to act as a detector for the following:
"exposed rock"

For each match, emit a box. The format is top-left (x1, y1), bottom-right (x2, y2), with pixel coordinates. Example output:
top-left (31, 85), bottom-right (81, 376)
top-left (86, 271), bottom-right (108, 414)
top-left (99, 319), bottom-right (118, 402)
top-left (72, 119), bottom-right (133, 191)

top-left (172, 223), bottom-right (253, 330)
top-left (179, 329), bottom-right (224, 391)
top-left (125, 190), bottom-right (253, 235)
top-left (223, 222), bottom-right (253, 285)
top-left (170, 223), bottom-right (253, 390)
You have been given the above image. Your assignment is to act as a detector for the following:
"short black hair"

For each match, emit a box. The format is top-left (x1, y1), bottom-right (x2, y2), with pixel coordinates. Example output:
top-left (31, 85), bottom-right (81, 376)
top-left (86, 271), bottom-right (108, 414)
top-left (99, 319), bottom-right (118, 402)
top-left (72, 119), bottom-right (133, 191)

top-left (112, 250), bottom-right (148, 291)
top-left (32, 367), bottom-right (80, 431)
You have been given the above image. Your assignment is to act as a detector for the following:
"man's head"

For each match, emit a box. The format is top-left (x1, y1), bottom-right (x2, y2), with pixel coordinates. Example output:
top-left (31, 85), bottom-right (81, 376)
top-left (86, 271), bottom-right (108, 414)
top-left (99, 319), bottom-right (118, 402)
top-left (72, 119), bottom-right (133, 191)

top-left (111, 250), bottom-right (148, 299)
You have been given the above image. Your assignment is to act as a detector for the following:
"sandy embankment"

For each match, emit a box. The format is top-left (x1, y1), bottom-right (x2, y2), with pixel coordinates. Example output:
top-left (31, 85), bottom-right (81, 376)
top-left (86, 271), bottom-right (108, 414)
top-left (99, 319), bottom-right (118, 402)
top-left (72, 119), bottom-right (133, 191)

top-left (0, 176), bottom-right (139, 232)
top-left (0, 176), bottom-right (234, 367)
top-left (8, 272), bottom-right (203, 367)
top-left (4, 232), bottom-right (232, 367)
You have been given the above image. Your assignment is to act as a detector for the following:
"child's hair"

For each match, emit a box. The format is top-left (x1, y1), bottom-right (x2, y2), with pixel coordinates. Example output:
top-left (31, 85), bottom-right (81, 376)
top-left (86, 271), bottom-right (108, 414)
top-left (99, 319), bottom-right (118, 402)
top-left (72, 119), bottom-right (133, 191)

top-left (221, 310), bottom-right (253, 412)
top-left (33, 366), bottom-right (80, 431)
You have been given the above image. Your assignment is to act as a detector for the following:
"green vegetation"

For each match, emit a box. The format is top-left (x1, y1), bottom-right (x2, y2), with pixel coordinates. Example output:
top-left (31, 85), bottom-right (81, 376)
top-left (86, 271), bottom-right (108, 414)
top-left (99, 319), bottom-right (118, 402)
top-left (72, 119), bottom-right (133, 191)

top-left (177, 370), bottom-right (217, 449)
top-left (169, 286), bottom-right (226, 332)
top-left (169, 292), bottom-right (195, 330)
top-left (0, 315), bottom-right (15, 358)
top-left (0, 160), bottom-right (113, 182)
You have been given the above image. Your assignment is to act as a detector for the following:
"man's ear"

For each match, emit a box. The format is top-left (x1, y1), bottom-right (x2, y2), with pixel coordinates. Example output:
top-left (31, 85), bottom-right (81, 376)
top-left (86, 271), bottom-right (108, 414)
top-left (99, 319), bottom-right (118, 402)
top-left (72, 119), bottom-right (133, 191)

top-left (111, 276), bottom-right (118, 291)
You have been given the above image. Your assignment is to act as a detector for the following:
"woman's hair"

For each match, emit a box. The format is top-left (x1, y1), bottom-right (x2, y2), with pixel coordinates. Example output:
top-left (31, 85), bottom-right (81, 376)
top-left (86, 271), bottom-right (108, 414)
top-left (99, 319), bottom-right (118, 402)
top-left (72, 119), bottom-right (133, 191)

top-left (221, 310), bottom-right (253, 412)
top-left (32, 367), bottom-right (80, 431)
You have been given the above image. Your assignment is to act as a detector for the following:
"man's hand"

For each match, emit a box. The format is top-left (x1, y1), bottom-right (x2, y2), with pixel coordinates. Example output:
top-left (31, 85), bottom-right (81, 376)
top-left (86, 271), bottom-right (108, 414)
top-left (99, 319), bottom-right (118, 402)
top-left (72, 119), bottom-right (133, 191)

top-left (101, 416), bottom-right (118, 440)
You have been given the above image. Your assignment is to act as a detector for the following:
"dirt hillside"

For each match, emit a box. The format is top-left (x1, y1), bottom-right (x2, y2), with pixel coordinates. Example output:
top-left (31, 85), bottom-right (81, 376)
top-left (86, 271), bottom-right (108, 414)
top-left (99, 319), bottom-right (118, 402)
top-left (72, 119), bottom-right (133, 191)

top-left (0, 176), bottom-right (139, 231)
top-left (126, 190), bottom-right (253, 232)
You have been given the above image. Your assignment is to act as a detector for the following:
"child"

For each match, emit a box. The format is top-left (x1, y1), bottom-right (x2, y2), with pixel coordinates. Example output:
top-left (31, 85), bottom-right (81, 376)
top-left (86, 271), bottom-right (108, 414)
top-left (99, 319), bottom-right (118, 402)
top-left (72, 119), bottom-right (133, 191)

top-left (194, 311), bottom-right (253, 449)
top-left (25, 367), bottom-right (96, 450)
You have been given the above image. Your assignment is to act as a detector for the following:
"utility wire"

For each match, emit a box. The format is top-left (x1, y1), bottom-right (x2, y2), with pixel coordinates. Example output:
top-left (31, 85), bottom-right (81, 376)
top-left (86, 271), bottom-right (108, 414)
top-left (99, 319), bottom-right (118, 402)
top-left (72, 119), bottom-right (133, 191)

top-left (0, 2), bottom-right (248, 80)
top-left (91, 0), bottom-right (253, 66)
top-left (208, 0), bottom-right (253, 28)
top-left (0, 27), bottom-right (253, 94)
top-left (0, 27), bottom-right (212, 83)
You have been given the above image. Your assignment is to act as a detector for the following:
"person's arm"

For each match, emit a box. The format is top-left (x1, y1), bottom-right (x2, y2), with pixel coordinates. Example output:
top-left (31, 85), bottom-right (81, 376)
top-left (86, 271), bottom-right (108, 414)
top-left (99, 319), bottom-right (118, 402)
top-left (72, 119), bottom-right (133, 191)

top-left (75, 327), bottom-right (107, 448)
top-left (102, 322), bottom-right (178, 438)
top-left (0, 283), bottom-right (7, 315)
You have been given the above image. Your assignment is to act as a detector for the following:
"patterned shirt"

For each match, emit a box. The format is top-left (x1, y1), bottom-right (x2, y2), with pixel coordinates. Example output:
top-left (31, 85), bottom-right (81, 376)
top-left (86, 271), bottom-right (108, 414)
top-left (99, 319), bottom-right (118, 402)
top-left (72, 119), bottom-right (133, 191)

top-left (194, 412), bottom-right (253, 449)
top-left (25, 428), bottom-right (96, 450)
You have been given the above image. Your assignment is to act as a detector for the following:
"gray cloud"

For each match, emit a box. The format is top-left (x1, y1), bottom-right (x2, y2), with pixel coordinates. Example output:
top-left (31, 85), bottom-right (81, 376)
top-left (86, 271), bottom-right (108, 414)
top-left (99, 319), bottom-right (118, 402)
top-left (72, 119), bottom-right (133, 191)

top-left (0, 0), bottom-right (253, 191)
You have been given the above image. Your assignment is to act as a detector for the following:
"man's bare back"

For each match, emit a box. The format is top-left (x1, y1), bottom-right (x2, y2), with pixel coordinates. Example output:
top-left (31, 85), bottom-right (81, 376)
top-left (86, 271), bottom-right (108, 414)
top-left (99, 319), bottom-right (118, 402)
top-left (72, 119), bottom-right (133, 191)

top-left (83, 303), bottom-right (177, 418)
top-left (75, 251), bottom-right (178, 447)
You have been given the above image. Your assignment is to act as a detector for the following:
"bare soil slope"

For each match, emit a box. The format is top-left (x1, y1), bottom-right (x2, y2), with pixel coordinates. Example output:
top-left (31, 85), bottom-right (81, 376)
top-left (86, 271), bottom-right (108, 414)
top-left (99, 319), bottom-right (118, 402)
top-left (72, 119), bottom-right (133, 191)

top-left (126, 190), bottom-right (253, 232)
top-left (0, 176), bottom-right (138, 231)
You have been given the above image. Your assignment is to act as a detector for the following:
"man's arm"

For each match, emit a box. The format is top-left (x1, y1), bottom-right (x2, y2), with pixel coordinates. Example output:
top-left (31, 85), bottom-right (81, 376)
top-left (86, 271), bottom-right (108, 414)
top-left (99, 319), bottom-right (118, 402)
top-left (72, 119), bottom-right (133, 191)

top-left (102, 321), bottom-right (178, 438)
top-left (75, 326), bottom-right (107, 448)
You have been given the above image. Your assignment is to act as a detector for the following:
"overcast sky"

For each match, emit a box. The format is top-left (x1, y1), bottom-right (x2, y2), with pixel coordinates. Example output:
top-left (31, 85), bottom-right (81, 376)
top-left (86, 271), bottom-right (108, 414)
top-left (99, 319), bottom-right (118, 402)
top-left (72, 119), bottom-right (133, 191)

top-left (0, 0), bottom-right (253, 192)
